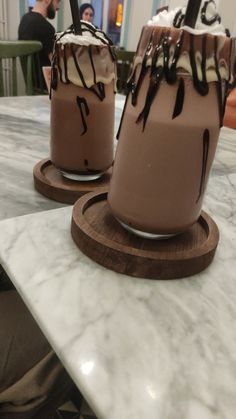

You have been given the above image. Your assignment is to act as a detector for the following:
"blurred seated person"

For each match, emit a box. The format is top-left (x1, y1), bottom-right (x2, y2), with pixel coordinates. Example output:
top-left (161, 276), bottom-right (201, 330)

top-left (0, 287), bottom-right (74, 418)
top-left (18, 0), bottom-right (60, 89)
top-left (80, 3), bottom-right (95, 24)
top-left (69, 4), bottom-right (96, 33)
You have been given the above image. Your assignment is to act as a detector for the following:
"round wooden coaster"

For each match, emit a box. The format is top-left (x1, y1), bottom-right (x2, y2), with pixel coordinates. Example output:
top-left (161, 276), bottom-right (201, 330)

top-left (71, 190), bottom-right (220, 280)
top-left (33, 158), bottom-right (112, 204)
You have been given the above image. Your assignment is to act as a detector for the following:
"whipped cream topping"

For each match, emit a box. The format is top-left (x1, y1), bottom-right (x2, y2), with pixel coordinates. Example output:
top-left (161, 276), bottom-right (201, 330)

top-left (148, 1), bottom-right (226, 36)
top-left (56, 21), bottom-right (110, 46)
top-left (52, 22), bottom-right (116, 89)
top-left (148, 8), bottom-right (178, 28)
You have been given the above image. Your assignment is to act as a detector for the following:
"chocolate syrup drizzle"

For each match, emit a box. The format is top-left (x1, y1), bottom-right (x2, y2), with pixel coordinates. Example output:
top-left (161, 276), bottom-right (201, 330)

top-left (189, 34), bottom-right (209, 96)
top-left (116, 24), bottom-right (229, 139)
top-left (213, 36), bottom-right (223, 127)
top-left (70, 44), bottom-right (88, 88)
top-left (196, 129), bottom-right (210, 203)
top-left (116, 91), bottom-right (130, 140)
top-left (173, 9), bottom-right (185, 29)
top-left (172, 77), bottom-right (185, 119)
top-left (201, 0), bottom-right (221, 26)
top-left (76, 96), bottom-right (90, 135)
top-left (133, 30), bottom-right (185, 131)
top-left (51, 23), bottom-right (115, 136)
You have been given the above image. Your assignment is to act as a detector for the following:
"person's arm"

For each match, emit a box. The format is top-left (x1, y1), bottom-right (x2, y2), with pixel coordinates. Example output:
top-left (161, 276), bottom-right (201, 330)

top-left (37, 19), bottom-right (55, 63)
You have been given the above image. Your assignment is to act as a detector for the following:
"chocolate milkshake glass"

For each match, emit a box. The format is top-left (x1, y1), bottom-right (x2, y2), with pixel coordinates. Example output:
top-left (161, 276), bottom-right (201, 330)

top-left (108, 6), bottom-right (234, 238)
top-left (50, 23), bottom-right (116, 181)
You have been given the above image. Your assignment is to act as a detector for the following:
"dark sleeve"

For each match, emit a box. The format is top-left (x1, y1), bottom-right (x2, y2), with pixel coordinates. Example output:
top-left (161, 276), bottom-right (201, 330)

top-left (18, 14), bottom-right (55, 57)
top-left (36, 19), bottom-right (55, 56)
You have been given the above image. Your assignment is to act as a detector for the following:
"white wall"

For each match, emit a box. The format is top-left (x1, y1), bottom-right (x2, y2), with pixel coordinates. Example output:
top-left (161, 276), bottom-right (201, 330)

top-left (219, 0), bottom-right (236, 34)
top-left (6, 0), bottom-right (21, 40)
top-left (126, 0), bottom-right (153, 51)
top-left (63, 1), bottom-right (73, 29)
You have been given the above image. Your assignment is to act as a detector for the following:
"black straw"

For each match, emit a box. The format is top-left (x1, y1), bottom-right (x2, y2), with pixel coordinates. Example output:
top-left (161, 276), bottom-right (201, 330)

top-left (184, 0), bottom-right (202, 28)
top-left (69, 0), bottom-right (82, 35)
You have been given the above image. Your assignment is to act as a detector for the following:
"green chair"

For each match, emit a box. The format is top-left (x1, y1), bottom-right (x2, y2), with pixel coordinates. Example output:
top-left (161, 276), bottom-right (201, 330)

top-left (0, 40), bottom-right (43, 97)
top-left (116, 50), bottom-right (135, 94)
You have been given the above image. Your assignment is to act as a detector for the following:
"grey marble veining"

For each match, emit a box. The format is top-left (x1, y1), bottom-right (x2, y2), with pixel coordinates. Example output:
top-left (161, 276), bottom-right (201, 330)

top-left (0, 95), bottom-right (124, 220)
top-left (0, 173), bottom-right (236, 419)
top-left (0, 95), bottom-right (236, 419)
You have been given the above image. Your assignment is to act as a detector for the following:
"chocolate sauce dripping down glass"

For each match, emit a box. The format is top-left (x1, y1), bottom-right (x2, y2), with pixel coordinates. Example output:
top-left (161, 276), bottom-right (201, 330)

top-left (201, 35), bottom-right (208, 92)
top-left (50, 50), bottom-right (58, 97)
top-left (124, 27), bottom-right (229, 132)
top-left (55, 31), bottom-right (116, 104)
top-left (213, 36), bottom-right (224, 126)
top-left (167, 30), bottom-right (184, 84)
top-left (70, 44), bottom-right (88, 88)
top-left (88, 45), bottom-right (97, 85)
top-left (163, 32), bottom-right (171, 79)
top-left (134, 34), bottom-right (165, 129)
top-left (136, 66), bottom-right (164, 131)
top-left (51, 63), bottom-right (58, 89)
top-left (63, 46), bottom-right (70, 84)
top-left (55, 44), bottom-right (63, 84)
top-left (128, 31), bottom-right (155, 107)
top-left (123, 30), bottom-right (155, 119)
top-left (189, 34), bottom-right (208, 96)
top-left (136, 30), bottom-right (185, 129)
top-left (89, 83), bottom-right (106, 101)
top-left (196, 129), bottom-right (210, 203)
top-left (172, 77), bottom-right (185, 119)
top-left (116, 91), bottom-right (130, 140)
top-left (129, 55), bottom-right (148, 107)
top-left (76, 96), bottom-right (90, 135)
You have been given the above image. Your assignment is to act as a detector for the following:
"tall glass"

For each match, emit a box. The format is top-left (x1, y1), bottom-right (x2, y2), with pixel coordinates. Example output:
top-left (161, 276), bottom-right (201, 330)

top-left (50, 34), bottom-right (116, 181)
top-left (108, 26), bottom-right (233, 238)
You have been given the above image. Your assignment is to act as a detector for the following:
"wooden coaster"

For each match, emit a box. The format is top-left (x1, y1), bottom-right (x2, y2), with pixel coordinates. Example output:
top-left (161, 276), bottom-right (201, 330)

top-left (71, 190), bottom-right (220, 280)
top-left (33, 158), bottom-right (112, 204)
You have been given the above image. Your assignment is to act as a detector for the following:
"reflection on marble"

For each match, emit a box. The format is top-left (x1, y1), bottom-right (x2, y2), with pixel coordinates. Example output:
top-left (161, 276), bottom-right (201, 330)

top-left (0, 95), bottom-right (124, 220)
top-left (0, 173), bottom-right (236, 419)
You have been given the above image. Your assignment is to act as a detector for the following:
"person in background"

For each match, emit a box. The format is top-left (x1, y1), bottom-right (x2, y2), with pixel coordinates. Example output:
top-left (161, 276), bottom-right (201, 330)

top-left (18, 0), bottom-right (60, 68)
top-left (80, 3), bottom-right (95, 24)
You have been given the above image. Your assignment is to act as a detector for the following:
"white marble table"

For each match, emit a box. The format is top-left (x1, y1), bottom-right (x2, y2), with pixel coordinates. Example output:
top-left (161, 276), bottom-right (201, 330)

top-left (0, 95), bottom-right (124, 220)
top-left (0, 95), bottom-right (236, 419)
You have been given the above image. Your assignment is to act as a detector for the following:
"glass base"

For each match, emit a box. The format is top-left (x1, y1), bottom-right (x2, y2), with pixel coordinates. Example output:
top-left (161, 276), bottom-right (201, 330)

top-left (60, 170), bottom-right (104, 182)
top-left (118, 219), bottom-right (179, 240)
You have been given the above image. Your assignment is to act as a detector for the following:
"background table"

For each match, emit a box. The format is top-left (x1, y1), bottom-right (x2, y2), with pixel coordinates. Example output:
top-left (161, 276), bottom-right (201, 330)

top-left (0, 95), bottom-right (236, 419)
top-left (0, 95), bottom-right (124, 220)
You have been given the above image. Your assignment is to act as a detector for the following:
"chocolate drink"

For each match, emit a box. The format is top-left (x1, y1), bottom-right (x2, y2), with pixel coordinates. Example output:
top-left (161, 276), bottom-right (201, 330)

top-left (108, 3), bottom-right (235, 237)
top-left (50, 22), bottom-right (116, 180)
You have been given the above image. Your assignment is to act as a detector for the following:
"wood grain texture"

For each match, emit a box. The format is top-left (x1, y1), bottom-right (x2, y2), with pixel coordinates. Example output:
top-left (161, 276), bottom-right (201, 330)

top-left (33, 158), bottom-right (112, 204)
top-left (71, 190), bottom-right (220, 280)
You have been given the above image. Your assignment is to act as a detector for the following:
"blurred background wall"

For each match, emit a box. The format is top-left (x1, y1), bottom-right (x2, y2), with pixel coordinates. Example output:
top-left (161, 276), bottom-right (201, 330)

top-left (1, 0), bottom-right (235, 47)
